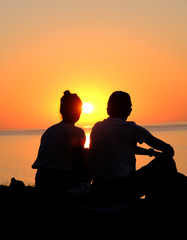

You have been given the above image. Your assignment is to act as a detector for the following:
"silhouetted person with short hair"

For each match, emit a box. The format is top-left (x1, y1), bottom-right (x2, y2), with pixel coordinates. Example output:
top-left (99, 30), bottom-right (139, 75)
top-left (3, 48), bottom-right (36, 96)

top-left (32, 90), bottom-right (86, 193)
top-left (89, 91), bottom-right (178, 202)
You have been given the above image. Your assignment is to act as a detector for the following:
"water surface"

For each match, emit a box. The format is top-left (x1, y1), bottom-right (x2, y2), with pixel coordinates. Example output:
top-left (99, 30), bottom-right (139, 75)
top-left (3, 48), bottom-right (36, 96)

top-left (0, 123), bottom-right (186, 185)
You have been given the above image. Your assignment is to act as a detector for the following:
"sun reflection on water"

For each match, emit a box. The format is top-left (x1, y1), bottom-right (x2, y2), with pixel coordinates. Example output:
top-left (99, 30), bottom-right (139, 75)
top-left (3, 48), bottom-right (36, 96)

top-left (84, 132), bottom-right (90, 148)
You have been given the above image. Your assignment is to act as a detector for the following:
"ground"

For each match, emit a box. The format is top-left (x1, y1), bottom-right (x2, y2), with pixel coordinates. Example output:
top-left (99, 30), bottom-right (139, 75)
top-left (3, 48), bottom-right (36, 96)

top-left (0, 184), bottom-right (186, 240)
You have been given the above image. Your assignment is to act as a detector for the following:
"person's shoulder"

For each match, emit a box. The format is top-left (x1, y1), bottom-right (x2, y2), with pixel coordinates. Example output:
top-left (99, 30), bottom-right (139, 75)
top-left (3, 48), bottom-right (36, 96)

top-left (45, 123), bottom-right (59, 133)
top-left (41, 123), bottom-right (59, 138)
top-left (92, 120), bottom-right (106, 130)
top-left (126, 121), bottom-right (151, 134)
top-left (75, 125), bottom-right (85, 133)
top-left (74, 125), bottom-right (85, 137)
top-left (126, 121), bottom-right (145, 128)
top-left (124, 121), bottom-right (139, 129)
top-left (126, 121), bottom-right (136, 125)
top-left (126, 121), bottom-right (145, 130)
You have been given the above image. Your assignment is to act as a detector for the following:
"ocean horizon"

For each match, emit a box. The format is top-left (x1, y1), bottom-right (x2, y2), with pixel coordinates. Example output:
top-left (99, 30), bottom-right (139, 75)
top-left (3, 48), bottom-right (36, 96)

top-left (0, 121), bottom-right (186, 185)
top-left (0, 121), bottom-right (187, 135)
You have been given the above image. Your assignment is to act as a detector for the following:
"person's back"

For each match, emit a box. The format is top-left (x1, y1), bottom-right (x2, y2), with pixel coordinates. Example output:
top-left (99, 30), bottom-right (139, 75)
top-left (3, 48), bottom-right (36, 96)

top-left (33, 122), bottom-right (85, 171)
top-left (89, 118), bottom-right (151, 180)
top-left (32, 90), bottom-right (86, 193)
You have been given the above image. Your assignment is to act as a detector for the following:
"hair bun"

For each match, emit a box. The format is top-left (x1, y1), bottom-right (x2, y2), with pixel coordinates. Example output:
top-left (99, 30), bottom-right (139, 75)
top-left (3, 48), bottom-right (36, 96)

top-left (63, 90), bottom-right (71, 96)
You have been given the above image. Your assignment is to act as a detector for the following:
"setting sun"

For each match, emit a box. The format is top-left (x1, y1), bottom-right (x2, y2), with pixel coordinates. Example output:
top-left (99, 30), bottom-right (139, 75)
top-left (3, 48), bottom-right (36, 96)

top-left (82, 103), bottom-right (93, 114)
top-left (0, 1), bottom-right (186, 130)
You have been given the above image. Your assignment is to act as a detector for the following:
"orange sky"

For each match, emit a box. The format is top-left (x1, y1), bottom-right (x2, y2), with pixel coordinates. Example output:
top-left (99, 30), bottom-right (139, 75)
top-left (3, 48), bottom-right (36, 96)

top-left (0, 0), bottom-right (186, 130)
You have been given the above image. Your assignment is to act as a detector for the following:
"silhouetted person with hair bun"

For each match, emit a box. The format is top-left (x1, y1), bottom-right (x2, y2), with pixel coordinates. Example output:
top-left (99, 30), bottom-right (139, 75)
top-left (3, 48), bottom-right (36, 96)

top-left (32, 90), bottom-right (86, 193)
top-left (60, 90), bottom-right (83, 124)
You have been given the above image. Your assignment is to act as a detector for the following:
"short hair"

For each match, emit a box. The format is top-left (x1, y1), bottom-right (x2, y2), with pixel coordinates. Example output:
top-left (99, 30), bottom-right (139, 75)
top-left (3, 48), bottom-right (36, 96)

top-left (60, 90), bottom-right (82, 116)
top-left (107, 91), bottom-right (131, 117)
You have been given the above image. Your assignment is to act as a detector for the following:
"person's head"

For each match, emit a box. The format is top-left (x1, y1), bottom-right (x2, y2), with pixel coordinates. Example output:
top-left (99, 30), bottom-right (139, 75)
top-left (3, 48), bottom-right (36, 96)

top-left (60, 90), bottom-right (82, 124)
top-left (107, 91), bottom-right (132, 120)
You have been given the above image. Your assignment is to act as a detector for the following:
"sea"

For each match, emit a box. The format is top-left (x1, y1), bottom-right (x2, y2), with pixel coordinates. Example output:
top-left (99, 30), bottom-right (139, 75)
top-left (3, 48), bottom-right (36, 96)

top-left (0, 122), bottom-right (186, 186)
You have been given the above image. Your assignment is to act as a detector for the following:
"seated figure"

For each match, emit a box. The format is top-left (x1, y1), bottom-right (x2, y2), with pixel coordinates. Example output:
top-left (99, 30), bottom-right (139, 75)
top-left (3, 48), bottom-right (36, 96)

top-left (89, 91), bottom-right (178, 202)
top-left (32, 90), bottom-right (86, 193)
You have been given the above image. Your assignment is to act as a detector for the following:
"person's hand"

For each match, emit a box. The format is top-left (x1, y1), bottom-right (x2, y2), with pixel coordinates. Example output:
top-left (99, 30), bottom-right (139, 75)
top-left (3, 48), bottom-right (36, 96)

top-left (148, 148), bottom-right (161, 157)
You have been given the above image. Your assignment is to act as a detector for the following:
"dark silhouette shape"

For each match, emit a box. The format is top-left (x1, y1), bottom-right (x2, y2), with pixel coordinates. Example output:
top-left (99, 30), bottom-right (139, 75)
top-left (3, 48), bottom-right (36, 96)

top-left (10, 177), bottom-right (26, 192)
top-left (89, 91), bottom-right (182, 202)
top-left (32, 90), bottom-right (86, 193)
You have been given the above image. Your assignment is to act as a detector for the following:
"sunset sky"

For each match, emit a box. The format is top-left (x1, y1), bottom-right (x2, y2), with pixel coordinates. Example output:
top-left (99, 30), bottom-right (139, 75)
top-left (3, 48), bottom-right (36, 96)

top-left (0, 0), bottom-right (186, 130)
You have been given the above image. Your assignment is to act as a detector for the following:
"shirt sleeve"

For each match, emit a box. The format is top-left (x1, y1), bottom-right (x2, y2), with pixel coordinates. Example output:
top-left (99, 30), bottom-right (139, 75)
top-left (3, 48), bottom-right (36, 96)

top-left (132, 124), bottom-right (152, 144)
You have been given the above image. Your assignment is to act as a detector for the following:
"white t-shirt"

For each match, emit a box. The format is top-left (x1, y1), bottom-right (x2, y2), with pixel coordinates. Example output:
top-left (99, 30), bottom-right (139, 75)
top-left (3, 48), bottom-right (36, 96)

top-left (89, 117), bottom-right (152, 180)
top-left (32, 122), bottom-right (85, 171)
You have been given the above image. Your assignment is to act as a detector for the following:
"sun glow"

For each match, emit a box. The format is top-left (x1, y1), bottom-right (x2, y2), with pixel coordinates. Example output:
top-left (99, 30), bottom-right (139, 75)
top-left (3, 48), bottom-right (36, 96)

top-left (82, 102), bottom-right (93, 114)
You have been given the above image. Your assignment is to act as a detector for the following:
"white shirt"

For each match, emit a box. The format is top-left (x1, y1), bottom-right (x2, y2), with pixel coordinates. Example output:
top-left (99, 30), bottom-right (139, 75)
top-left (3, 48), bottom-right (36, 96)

top-left (89, 117), bottom-right (152, 180)
top-left (32, 122), bottom-right (85, 171)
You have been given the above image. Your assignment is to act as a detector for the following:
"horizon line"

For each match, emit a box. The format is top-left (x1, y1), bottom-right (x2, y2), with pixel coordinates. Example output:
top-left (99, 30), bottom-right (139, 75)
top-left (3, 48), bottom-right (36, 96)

top-left (0, 121), bottom-right (187, 135)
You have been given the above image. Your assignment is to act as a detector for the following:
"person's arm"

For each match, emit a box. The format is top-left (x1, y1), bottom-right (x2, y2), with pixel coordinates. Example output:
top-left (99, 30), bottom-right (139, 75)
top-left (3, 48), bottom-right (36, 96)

top-left (144, 135), bottom-right (175, 157)
top-left (135, 146), bottom-right (160, 157)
